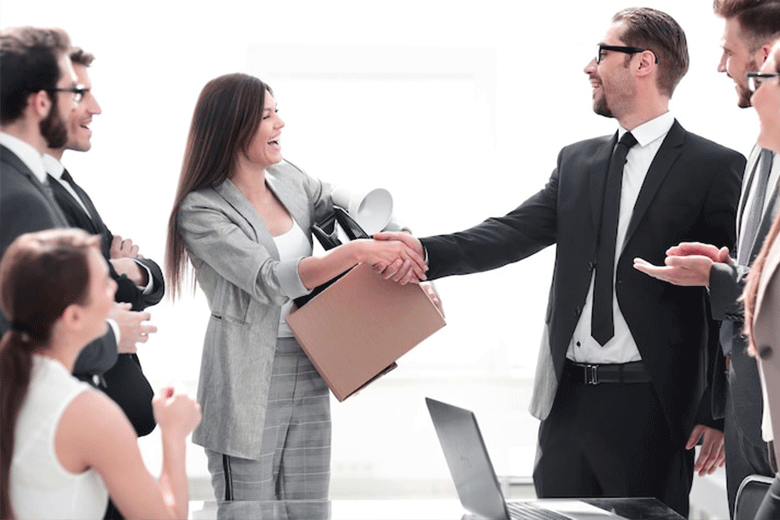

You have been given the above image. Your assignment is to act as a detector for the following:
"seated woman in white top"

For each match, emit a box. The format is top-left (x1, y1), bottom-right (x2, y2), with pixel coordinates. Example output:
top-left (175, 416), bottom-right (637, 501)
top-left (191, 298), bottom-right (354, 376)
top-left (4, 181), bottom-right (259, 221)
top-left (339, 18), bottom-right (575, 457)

top-left (0, 229), bottom-right (201, 520)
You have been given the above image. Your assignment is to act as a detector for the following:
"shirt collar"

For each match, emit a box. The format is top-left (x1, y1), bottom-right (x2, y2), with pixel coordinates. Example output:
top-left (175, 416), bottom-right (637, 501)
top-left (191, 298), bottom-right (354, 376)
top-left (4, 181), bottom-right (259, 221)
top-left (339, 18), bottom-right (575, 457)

top-left (42, 153), bottom-right (65, 179)
top-left (0, 132), bottom-right (47, 183)
top-left (618, 111), bottom-right (674, 148)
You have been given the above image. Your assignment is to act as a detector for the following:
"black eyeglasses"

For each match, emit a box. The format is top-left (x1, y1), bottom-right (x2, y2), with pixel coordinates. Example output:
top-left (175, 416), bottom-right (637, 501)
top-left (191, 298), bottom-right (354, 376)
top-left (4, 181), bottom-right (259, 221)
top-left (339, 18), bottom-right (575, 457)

top-left (45, 85), bottom-right (88, 103)
top-left (748, 72), bottom-right (780, 93)
top-left (596, 44), bottom-right (657, 64)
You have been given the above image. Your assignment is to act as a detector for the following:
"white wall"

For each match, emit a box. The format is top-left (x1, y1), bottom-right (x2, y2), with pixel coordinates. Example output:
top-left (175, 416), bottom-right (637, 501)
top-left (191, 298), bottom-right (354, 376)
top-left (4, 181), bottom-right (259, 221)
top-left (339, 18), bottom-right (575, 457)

top-left (1, 0), bottom-right (751, 499)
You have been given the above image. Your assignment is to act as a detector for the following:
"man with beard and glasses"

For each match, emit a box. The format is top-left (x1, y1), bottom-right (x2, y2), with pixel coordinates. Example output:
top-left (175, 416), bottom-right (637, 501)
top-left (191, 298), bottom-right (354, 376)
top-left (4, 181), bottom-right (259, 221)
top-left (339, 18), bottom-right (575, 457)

top-left (376, 8), bottom-right (743, 516)
top-left (0, 27), bottom-right (145, 386)
top-left (633, 2), bottom-right (780, 517)
top-left (41, 48), bottom-right (162, 520)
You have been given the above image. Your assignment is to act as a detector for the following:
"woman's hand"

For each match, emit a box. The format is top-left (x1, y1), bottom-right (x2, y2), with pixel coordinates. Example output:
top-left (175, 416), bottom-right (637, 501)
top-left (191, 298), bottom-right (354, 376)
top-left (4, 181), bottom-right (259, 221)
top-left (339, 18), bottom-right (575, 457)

top-left (152, 386), bottom-right (201, 438)
top-left (350, 238), bottom-right (427, 284)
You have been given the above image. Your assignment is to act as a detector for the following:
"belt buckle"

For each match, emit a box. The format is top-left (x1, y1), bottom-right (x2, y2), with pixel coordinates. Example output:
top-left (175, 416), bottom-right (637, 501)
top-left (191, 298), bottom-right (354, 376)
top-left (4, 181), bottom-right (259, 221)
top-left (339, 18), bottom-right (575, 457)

top-left (585, 364), bottom-right (599, 385)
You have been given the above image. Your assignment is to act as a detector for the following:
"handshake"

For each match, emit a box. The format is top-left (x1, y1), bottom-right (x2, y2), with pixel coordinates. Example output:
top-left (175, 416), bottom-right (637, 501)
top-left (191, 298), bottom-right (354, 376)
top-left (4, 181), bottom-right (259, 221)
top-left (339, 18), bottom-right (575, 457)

top-left (363, 232), bottom-right (443, 314)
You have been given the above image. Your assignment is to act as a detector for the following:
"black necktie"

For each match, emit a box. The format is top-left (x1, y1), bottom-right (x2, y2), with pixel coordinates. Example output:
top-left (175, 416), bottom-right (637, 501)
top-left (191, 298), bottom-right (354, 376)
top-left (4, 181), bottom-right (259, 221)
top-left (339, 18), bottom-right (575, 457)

top-left (737, 149), bottom-right (773, 266)
top-left (61, 168), bottom-right (101, 224)
top-left (592, 131), bottom-right (638, 346)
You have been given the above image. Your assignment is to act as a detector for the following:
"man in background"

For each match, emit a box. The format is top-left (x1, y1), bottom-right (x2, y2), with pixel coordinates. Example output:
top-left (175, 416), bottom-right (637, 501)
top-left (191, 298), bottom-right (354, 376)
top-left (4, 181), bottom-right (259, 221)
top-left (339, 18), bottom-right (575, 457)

top-left (0, 27), bottom-right (148, 387)
top-left (634, 2), bottom-right (780, 515)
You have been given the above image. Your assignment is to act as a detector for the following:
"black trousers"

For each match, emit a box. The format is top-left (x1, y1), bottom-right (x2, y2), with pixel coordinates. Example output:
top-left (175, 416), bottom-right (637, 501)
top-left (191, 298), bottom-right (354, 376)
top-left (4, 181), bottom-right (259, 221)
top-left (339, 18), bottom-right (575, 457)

top-left (533, 375), bottom-right (693, 517)
top-left (724, 390), bottom-right (774, 518)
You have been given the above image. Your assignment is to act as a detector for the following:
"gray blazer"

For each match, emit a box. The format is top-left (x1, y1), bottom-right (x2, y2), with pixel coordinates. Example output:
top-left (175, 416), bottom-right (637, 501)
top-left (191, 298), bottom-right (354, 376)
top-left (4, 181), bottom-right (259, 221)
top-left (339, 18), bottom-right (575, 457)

top-left (710, 147), bottom-right (780, 446)
top-left (180, 161), bottom-right (332, 459)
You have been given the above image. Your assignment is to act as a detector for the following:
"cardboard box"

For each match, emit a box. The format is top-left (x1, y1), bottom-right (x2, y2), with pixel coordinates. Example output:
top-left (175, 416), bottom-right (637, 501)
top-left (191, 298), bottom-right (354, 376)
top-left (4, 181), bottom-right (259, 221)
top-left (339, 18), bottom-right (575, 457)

top-left (286, 262), bottom-right (446, 401)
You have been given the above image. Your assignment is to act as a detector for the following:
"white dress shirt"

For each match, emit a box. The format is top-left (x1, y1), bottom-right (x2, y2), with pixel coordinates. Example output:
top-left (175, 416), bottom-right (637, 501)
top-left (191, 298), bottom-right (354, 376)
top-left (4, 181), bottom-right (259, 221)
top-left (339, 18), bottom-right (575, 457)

top-left (567, 111), bottom-right (675, 364)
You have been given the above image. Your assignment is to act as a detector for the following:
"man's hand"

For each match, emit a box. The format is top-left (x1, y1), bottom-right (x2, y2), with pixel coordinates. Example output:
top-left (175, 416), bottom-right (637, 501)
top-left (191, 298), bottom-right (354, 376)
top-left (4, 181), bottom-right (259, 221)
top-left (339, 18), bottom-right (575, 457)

top-left (666, 242), bottom-right (731, 264)
top-left (110, 257), bottom-right (150, 287)
top-left (373, 231), bottom-right (426, 284)
top-left (633, 256), bottom-right (714, 287)
top-left (108, 302), bottom-right (157, 354)
top-left (686, 424), bottom-right (725, 476)
top-left (110, 235), bottom-right (142, 259)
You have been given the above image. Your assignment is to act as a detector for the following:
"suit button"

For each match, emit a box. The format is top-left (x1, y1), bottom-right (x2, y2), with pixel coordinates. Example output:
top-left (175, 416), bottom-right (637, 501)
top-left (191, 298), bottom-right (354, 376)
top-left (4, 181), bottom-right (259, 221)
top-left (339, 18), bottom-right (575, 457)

top-left (574, 306), bottom-right (582, 317)
top-left (588, 262), bottom-right (595, 272)
top-left (759, 345), bottom-right (773, 360)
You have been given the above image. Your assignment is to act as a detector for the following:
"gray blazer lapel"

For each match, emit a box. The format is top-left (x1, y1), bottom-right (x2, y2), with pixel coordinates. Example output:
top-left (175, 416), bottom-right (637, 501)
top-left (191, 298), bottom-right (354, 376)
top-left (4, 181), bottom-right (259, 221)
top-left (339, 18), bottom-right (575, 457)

top-left (213, 179), bottom-right (279, 259)
top-left (752, 178), bottom-right (780, 261)
top-left (266, 172), bottom-right (312, 244)
top-left (589, 134), bottom-right (618, 231)
top-left (623, 120), bottom-right (684, 246)
top-left (737, 146), bottom-right (763, 235)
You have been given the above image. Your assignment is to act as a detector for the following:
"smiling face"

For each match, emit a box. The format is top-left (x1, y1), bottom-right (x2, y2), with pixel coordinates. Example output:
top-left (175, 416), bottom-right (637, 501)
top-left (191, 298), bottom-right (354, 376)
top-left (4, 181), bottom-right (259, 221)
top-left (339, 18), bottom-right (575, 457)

top-left (67, 64), bottom-right (101, 152)
top-left (39, 53), bottom-right (78, 149)
top-left (243, 89), bottom-right (284, 169)
top-left (718, 17), bottom-right (765, 108)
top-left (753, 46), bottom-right (780, 153)
top-left (585, 21), bottom-right (637, 121)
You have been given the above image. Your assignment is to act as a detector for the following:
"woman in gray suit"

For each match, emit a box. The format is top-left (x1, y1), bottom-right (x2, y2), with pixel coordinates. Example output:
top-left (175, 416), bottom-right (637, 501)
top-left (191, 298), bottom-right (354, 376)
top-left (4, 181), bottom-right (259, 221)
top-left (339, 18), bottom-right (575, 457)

top-left (165, 73), bottom-right (426, 502)
top-left (743, 41), bottom-right (780, 520)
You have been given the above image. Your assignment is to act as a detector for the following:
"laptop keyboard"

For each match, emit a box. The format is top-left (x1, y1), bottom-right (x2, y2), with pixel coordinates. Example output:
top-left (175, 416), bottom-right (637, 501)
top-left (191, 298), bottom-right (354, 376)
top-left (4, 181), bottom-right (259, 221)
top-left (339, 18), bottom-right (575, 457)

top-left (506, 501), bottom-right (574, 520)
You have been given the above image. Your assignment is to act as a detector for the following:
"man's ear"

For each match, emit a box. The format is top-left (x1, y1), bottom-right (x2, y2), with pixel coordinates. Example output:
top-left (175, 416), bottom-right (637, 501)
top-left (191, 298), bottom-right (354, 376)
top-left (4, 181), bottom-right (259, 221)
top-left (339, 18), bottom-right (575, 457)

top-left (27, 90), bottom-right (52, 120)
top-left (760, 43), bottom-right (773, 63)
top-left (635, 50), bottom-right (657, 76)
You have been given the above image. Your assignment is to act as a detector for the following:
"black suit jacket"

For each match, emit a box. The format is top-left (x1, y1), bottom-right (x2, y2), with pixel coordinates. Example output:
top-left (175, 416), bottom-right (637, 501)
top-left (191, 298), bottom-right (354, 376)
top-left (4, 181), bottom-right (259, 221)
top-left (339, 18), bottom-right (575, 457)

top-left (0, 145), bottom-right (118, 377)
top-left (421, 121), bottom-right (744, 446)
top-left (47, 169), bottom-right (162, 437)
top-left (47, 173), bottom-right (165, 311)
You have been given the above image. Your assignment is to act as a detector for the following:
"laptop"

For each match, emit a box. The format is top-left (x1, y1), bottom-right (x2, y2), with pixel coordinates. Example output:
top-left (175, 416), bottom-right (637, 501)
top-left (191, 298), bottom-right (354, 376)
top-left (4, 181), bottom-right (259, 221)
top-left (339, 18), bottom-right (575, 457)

top-left (425, 398), bottom-right (629, 520)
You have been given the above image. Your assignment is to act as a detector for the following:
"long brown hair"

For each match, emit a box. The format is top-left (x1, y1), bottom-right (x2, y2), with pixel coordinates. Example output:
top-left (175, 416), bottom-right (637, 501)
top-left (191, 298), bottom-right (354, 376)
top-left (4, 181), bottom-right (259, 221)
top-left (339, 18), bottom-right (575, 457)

top-left (743, 45), bottom-right (780, 354)
top-left (0, 229), bottom-right (96, 518)
top-left (165, 73), bottom-right (273, 300)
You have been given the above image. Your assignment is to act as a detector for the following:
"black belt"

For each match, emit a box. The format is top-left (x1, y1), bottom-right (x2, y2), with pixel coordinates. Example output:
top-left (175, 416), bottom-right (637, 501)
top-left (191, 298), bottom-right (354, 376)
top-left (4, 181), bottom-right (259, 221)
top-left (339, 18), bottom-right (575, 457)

top-left (563, 359), bottom-right (651, 385)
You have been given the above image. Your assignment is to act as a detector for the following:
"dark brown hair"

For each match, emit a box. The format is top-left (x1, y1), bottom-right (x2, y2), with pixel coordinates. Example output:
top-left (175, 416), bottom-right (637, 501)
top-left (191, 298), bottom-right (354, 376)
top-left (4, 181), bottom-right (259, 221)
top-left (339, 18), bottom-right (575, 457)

top-left (0, 229), bottom-right (97, 518)
top-left (714, 1), bottom-right (780, 52)
top-left (69, 47), bottom-right (95, 67)
top-left (166, 73), bottom-right (273, 299)
top-left (0, 26), bottom-right (71, 124)
top-left (612, 7), bottom-right (689, 98)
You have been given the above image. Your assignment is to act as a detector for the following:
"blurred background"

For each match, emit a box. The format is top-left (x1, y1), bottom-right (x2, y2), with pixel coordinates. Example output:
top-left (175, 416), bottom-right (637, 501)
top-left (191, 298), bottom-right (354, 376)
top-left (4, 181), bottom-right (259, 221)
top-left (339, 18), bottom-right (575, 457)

top-left (1, 1), bottom-right (753, 516)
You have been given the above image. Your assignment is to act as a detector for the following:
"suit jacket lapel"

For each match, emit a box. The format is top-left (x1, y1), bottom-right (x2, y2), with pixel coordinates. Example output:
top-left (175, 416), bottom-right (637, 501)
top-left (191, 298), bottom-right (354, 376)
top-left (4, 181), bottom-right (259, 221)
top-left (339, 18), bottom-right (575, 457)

top-left (1, 146), bottom-right (68, 227)
top-left (214, 179), bottom-right (279, 259)
top-left (266, 171), bottom-right (311, 242)
top-left (589, 133), bottom-right (619, 232)
top-left (48, 175), bottom-right (100, 233)
top-left (737, 146), bottom-right (762, 235)
top-left (749, 157), bottom-right (780, 262)
top-left (623, 120), bottom-right (684, 247)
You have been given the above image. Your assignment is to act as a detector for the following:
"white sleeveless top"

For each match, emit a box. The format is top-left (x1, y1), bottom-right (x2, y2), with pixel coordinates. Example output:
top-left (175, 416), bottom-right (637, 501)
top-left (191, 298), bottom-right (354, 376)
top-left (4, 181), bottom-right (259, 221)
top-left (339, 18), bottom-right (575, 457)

top-left (273, 221), bottom-right (312, 338)
top-left (11, 355), bottom-right (109, 519)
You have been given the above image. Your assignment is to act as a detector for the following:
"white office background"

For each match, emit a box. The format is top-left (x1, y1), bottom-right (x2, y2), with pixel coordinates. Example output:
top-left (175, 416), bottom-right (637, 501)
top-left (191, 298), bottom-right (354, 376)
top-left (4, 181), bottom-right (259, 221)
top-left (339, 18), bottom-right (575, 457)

top-left (1, 0), bottom-right (758, 506)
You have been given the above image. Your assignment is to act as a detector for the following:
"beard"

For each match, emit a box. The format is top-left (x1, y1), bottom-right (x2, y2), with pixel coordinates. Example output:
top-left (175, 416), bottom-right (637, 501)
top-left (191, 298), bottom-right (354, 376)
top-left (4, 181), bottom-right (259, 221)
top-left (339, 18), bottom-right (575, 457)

top-left (593, 89), bottom-right (614, 119)
top-left (39, 95), bottom-right (68, 149)
top-left (738, 58), bottom-right (759, 109)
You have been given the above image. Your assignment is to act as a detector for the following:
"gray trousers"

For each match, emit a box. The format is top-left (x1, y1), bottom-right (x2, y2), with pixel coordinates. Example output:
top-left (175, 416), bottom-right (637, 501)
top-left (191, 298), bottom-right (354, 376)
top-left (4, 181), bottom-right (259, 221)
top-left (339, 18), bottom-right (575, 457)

top-left (206, 337), bottom-right (331, 502)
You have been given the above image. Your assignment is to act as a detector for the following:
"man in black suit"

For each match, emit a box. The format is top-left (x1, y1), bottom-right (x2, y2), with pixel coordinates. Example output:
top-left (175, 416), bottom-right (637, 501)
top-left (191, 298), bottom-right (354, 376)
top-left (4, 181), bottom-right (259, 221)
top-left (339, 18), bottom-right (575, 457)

top-left (0, 27), bottom-right (148, 383)
top-left (377, 8), bottom-right (743, 517)
top-left (634, 2), bottom-right (780, 516)
top-left (43, 48), bottom-right (161, 439)
top-left (41, 47), bottom-right (162, 520)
